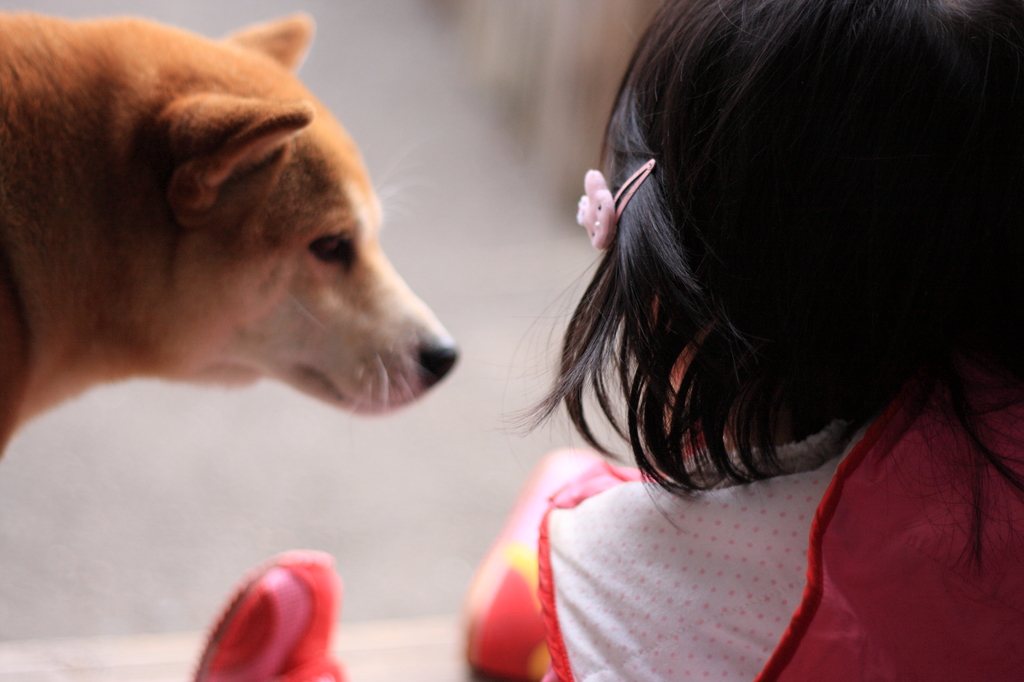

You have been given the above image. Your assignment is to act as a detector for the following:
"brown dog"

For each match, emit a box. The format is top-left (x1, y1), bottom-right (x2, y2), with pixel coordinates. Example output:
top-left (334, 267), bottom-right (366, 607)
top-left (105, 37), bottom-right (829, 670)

top-left (0, 13), bottom-right (457, 453)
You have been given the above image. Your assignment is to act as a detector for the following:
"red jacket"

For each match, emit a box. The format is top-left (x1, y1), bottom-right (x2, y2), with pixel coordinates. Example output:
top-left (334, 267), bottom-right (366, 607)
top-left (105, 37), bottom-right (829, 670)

top-left (763, 374), bottom-right (1024, 680)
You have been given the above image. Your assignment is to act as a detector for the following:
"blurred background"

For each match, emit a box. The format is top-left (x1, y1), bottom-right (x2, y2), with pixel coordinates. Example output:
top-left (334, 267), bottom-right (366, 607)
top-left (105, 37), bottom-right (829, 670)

top-left (0, 0), bottom-right (656, 640)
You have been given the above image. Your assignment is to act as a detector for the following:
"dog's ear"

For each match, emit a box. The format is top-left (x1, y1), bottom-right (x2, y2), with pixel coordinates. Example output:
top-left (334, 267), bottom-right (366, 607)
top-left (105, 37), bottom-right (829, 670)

top-left (163, 93), bottom-right (315, 227)
top-left (225, 14), bottom-right (315, 71)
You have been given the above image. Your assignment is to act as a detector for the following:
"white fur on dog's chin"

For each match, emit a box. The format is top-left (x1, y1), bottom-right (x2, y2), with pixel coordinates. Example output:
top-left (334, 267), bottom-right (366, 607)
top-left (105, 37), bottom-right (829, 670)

top-left (194, 356), bottom-right (435, 414)
top-left (187, 355), bottom-right (433, 415)
top-left (282, 337), bottom-right (447, 414)
top-left (289, 361), bottom-right (425, 415)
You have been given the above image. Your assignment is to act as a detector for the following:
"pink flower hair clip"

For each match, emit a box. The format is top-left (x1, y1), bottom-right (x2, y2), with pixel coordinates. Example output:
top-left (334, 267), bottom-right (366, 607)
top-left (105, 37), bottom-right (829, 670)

top-left (576, 159), bottom-right (656, 250)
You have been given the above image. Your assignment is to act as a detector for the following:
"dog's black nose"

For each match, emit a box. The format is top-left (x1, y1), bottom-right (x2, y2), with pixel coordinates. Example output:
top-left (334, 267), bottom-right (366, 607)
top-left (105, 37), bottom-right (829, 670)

top-left (418, 341), bottom-right (459, 386)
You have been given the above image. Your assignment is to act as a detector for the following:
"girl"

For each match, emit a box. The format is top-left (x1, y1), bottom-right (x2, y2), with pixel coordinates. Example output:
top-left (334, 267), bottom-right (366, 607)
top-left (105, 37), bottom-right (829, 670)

top-left (467, 0), bottom-right (1024, 680)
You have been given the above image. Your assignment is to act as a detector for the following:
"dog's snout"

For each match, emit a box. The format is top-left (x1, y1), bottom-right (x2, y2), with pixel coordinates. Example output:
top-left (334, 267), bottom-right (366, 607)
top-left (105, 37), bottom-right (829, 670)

top-left (418, 341), bottom-right (458, 387)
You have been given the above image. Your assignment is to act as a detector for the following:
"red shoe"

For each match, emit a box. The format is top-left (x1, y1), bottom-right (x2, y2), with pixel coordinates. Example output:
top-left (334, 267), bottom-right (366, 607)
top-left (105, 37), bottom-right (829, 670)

top-left (194, 551), bottom-right (346, 682)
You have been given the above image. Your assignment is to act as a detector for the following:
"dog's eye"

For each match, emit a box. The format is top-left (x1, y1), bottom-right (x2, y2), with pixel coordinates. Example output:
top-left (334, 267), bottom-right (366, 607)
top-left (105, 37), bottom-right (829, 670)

top-left (309, 235), bottom-right (354, 268)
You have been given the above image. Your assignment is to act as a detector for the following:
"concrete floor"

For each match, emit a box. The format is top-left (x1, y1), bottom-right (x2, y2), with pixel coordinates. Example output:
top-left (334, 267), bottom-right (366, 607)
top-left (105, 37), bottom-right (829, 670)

top-left (0, 0), bottom-right (601, 639)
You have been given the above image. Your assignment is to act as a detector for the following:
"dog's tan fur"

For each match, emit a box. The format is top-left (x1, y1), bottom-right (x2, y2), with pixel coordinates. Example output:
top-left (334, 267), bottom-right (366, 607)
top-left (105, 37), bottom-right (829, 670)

top-left (0, 13), bottom-right (456, 452)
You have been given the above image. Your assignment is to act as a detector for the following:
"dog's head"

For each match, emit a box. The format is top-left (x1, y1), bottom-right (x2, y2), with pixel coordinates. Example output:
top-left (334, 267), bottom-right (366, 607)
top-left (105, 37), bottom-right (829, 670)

top-left (148, 15), bottom-right (457, 414)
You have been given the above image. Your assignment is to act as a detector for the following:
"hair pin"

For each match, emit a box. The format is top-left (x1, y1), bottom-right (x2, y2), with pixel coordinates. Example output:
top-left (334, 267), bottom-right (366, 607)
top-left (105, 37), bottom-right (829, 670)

top-left (576, 159), bottom-right (656, 250)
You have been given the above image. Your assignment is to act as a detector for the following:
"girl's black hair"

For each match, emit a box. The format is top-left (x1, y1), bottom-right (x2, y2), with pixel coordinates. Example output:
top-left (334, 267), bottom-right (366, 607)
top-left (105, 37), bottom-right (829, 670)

top-left (540, 0), bottom-right (1024, 515)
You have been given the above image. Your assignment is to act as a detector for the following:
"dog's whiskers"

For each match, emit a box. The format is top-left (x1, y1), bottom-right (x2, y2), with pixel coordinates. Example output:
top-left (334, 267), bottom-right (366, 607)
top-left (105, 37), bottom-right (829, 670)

top-left (395, 371), bottom-right (415, 404)
top-left (356, 372), bottom-right (375, 412)
top-left (352, 350), bottom-right (426, 412)
top-left (289, 295), bottom-right (327, 330)
top-left (375, 139), bottom-right (426, 191)
top-left (374, 353), bottom-right (391, 409)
